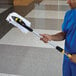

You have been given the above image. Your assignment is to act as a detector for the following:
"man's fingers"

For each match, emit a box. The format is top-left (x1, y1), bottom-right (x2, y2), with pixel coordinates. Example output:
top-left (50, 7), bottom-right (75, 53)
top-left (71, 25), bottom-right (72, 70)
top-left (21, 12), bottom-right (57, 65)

top-left (70, 54), bottom-right (76, 63)
top-left (40, 37), bottom-right (48, 43)
top-left (40, 34), bottom-right (48, 37)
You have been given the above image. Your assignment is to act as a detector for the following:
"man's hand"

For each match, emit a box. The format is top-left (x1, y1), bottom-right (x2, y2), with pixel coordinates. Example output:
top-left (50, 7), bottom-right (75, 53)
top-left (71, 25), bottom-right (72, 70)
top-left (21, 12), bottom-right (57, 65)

top-left (70, 54), bottom-right (76, 63)
top-left (40, 34), bottom-right (52, 43)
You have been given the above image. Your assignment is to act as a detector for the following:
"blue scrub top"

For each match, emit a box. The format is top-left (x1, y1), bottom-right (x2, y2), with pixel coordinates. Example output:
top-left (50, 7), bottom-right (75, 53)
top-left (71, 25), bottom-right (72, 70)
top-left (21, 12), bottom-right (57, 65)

top-left (62, 9), bottom-right (76, 54)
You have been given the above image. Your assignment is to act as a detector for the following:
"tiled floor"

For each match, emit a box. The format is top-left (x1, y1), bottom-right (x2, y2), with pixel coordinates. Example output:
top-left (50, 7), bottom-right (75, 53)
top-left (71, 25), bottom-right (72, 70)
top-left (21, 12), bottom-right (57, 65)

top-left (0, 0), bottom-right (69, 76)
top-left (0, 44), bottom-right (63, 76)
top-left (0, 8), bottom-right (8, 13)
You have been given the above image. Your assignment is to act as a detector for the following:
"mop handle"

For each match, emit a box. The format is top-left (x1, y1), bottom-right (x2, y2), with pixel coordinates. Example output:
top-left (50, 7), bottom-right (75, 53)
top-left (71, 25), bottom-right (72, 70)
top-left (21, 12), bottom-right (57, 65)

top-left (12, 16), bottom-right (72, 59)
top-left (33, 31), bottom-right (72, 59)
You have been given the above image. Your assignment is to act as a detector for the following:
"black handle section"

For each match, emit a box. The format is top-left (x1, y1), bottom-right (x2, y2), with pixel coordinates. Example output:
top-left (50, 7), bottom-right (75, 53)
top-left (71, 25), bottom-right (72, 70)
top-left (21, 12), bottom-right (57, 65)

top-left (12, 16), bottom-right (33, 32)
top-left (56, 46), bottom-right (63, 52)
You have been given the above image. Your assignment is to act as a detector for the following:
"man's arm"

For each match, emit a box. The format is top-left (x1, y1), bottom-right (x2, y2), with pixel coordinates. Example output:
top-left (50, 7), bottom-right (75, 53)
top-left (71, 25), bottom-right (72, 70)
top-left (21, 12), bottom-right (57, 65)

top-left (40, 32), bottom-right (66, 43)
top-left (50, 32), bottom-right (66, 41)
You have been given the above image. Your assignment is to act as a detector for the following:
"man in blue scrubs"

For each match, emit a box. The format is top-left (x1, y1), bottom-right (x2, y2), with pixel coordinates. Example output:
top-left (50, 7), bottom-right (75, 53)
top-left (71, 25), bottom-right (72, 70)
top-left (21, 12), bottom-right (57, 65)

top-left (40, 0), bottom-right (76, 76)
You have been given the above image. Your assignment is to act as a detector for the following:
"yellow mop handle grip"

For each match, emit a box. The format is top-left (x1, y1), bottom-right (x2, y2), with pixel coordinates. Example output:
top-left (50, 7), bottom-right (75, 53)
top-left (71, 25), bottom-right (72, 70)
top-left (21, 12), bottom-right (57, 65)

top-left (56, 46), bottom-right (72, 58)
